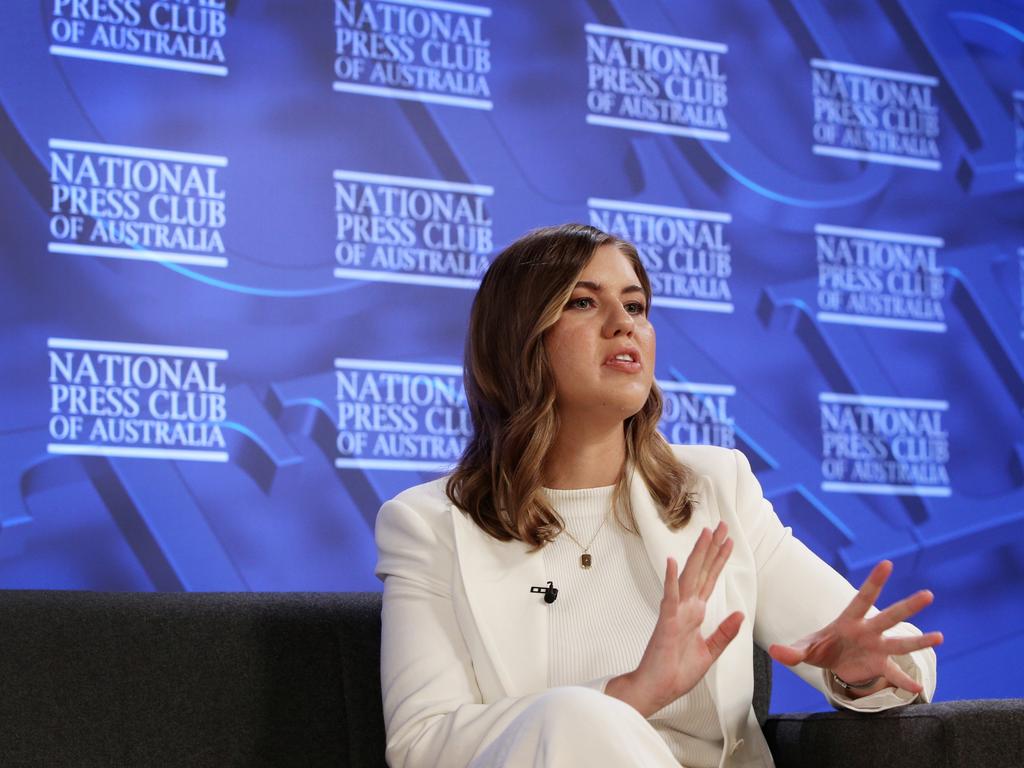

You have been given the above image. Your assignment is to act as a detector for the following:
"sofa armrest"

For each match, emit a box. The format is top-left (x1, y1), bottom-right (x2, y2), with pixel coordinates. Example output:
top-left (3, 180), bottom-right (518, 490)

top-left (764, 698), bottom-right (1024, 768)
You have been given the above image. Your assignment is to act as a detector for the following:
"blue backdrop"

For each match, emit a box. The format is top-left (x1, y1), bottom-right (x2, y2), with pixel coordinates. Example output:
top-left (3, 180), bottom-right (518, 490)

top-left (1, 0), bottom-right (1022, 713)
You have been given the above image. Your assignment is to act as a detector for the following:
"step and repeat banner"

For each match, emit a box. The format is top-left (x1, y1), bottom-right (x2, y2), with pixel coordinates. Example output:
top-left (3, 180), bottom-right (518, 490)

top-left (1, 0), bottom-right (1022, 710)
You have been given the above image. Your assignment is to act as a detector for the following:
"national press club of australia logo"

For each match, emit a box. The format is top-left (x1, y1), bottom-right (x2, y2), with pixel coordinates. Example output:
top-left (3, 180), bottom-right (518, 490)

top-left (48, 0), bottom-right (228, 76)
top-left (811, 59), bottom-right (940, 171)
top-left (48, 139), bottom-right (228, 269)
top-left (333, 0), bottom-right (493, 110)
top-left (47, 338), bottom-right (229, 462)
top-left (589, 197), bottom-right (734, 314)
top-left (585, 22), bottom-right (729, 142)
top-left (814, 224), bottom-right (945, 333)
top-left (333, 169), bottom-right (492, 289)
top-left (334, 358), bottom-right (470, 472)
top-left (657, 380), bottom-right (736, 448)
top-left (819, 392), bottom-right (950, 497)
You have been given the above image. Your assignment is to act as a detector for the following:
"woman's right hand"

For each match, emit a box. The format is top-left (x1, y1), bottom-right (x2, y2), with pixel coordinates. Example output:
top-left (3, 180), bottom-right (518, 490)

top-left (605, 522), bottom-right (743, 717)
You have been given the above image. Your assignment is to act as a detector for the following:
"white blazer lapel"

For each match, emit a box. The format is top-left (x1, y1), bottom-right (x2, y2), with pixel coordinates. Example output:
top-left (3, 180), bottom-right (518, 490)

top-left (450, 503), bottom-right (549, 698)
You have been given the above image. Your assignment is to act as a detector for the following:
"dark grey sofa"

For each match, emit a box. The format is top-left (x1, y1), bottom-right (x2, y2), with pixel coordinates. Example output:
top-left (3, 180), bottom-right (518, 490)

top-left (0, 591), bottom-right (1020, 767)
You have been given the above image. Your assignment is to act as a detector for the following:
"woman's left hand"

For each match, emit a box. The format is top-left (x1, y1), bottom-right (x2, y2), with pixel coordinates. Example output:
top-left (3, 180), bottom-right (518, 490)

top-left (767, 560), bottom-right (943, 696)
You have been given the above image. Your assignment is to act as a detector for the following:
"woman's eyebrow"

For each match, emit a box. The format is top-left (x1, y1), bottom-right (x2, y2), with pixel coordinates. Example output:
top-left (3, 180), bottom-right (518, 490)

top-left (574, 280), bottom-right (644, 295)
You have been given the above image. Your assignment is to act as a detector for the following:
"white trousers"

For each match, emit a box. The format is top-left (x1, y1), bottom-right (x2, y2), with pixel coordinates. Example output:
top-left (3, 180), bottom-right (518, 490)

top-left (467, 687), bottom-right (682, 768)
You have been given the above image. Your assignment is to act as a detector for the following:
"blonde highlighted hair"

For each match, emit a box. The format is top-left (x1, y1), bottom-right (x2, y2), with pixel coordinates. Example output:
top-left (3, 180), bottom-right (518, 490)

top-left (446, 223), bottom-right (695, 546)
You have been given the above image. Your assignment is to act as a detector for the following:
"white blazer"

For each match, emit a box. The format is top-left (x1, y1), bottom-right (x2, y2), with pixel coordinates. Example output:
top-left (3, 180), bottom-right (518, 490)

top-left (375, 445), bottom-right (937, 768)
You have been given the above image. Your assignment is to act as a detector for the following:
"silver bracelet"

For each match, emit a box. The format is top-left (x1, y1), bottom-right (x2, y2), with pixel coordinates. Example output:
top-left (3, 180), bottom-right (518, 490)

top-left (831, 670), bottom-right (882, 691)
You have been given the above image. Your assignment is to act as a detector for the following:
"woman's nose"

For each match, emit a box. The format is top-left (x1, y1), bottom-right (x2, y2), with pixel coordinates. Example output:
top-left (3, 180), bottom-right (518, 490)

top-left (603, 305), bottom-right (635, 337)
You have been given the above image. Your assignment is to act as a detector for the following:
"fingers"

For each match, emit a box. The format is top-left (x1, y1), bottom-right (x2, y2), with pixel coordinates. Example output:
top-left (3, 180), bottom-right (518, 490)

top-left (705, 611), bottom-right (744, 659)
top-left (842, 560), bottom-right (893, 621)
top-left (678, 527), bottom-right (712, 596)
top-left (680, 522), bottom-right (732, 599)
top-left (767, 643), bottom-right (807, 667)
top-left (699, 536), bottom-right (733, 601)
top-left (884, 656), bottom-right (924, 694)
top-left (661, 557), bottom-right (680, 616)
top-left (881, 631), bottom-right (943, 656)
top-left (865, 590), bottom-right (933, 632)
top-left (664, 523), bottom-right (733, 625)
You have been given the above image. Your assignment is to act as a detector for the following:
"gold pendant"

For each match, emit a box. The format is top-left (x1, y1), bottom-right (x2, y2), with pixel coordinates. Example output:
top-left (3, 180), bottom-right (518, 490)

top-left (580, 553), bottom-right (592, 569)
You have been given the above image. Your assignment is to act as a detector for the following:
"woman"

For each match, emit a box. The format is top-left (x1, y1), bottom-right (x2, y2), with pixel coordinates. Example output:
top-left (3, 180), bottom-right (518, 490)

top-left (375, 224), bottom-right (940, 767)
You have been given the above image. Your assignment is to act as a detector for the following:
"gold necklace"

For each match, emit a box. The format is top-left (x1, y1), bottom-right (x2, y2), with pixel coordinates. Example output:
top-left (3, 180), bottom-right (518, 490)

top-left (560, 507), bottom-right (611, 569)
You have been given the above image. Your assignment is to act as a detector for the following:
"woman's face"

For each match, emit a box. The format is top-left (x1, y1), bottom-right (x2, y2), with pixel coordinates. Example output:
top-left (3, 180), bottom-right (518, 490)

top-left (544, 244), bottom-right (656, 424)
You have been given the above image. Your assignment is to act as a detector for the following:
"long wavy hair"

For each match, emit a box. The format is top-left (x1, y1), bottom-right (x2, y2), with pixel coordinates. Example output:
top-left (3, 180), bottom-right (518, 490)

top-left (445, 223), bottom-right (695, 547)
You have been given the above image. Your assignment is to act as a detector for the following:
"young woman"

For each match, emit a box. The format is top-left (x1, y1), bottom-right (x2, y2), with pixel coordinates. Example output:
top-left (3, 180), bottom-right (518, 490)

top-left (375, 224), bottom-right (941, 768)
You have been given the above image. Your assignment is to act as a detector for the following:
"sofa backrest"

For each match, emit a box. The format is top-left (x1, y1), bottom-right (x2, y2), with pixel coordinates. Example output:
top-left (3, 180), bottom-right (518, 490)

top-left (0, 590), bottom-right (387, 768)
top-left (0, 590), bottom-right (771, 767)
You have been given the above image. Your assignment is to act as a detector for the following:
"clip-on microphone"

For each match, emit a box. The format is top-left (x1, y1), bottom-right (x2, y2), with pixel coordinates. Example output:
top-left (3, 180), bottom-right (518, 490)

top-left (530, 581), bottom-right (558, 604)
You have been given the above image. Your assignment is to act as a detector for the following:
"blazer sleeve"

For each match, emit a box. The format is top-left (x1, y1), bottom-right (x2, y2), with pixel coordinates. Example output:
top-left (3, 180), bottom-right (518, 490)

top-left (375, 495), bottom-right (608, 768)
top-left (729, 449), bottom-right (937, 710)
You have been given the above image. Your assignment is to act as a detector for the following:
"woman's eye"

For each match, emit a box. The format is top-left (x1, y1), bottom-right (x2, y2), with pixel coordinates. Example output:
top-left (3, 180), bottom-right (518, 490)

top-left (625, 302), bottom-right (646, 315)
top-left (568, 297), bottom-right (594, 309)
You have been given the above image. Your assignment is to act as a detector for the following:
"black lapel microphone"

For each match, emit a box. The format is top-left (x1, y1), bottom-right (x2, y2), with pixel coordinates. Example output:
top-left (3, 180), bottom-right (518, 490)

top-left (530, 581), bottom-right (558, 604)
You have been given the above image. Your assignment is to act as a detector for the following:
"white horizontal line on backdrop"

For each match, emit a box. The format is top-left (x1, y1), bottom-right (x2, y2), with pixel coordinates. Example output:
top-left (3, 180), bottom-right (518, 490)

top-left (49, 45), bottom-right (228, 76)
top-left (48, 337), bottom-right (228, 360)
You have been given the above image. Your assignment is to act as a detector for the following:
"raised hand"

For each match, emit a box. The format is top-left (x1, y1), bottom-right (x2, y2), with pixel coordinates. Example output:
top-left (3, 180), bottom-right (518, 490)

top-left (768, 560), bottom-right (943, 696)
top-left (606, 522), bottom-right (744, 717)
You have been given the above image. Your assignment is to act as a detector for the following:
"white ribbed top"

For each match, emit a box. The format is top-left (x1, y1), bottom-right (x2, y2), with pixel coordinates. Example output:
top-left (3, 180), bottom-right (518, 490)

top-left (542, 485), bottom-right (722, 768)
